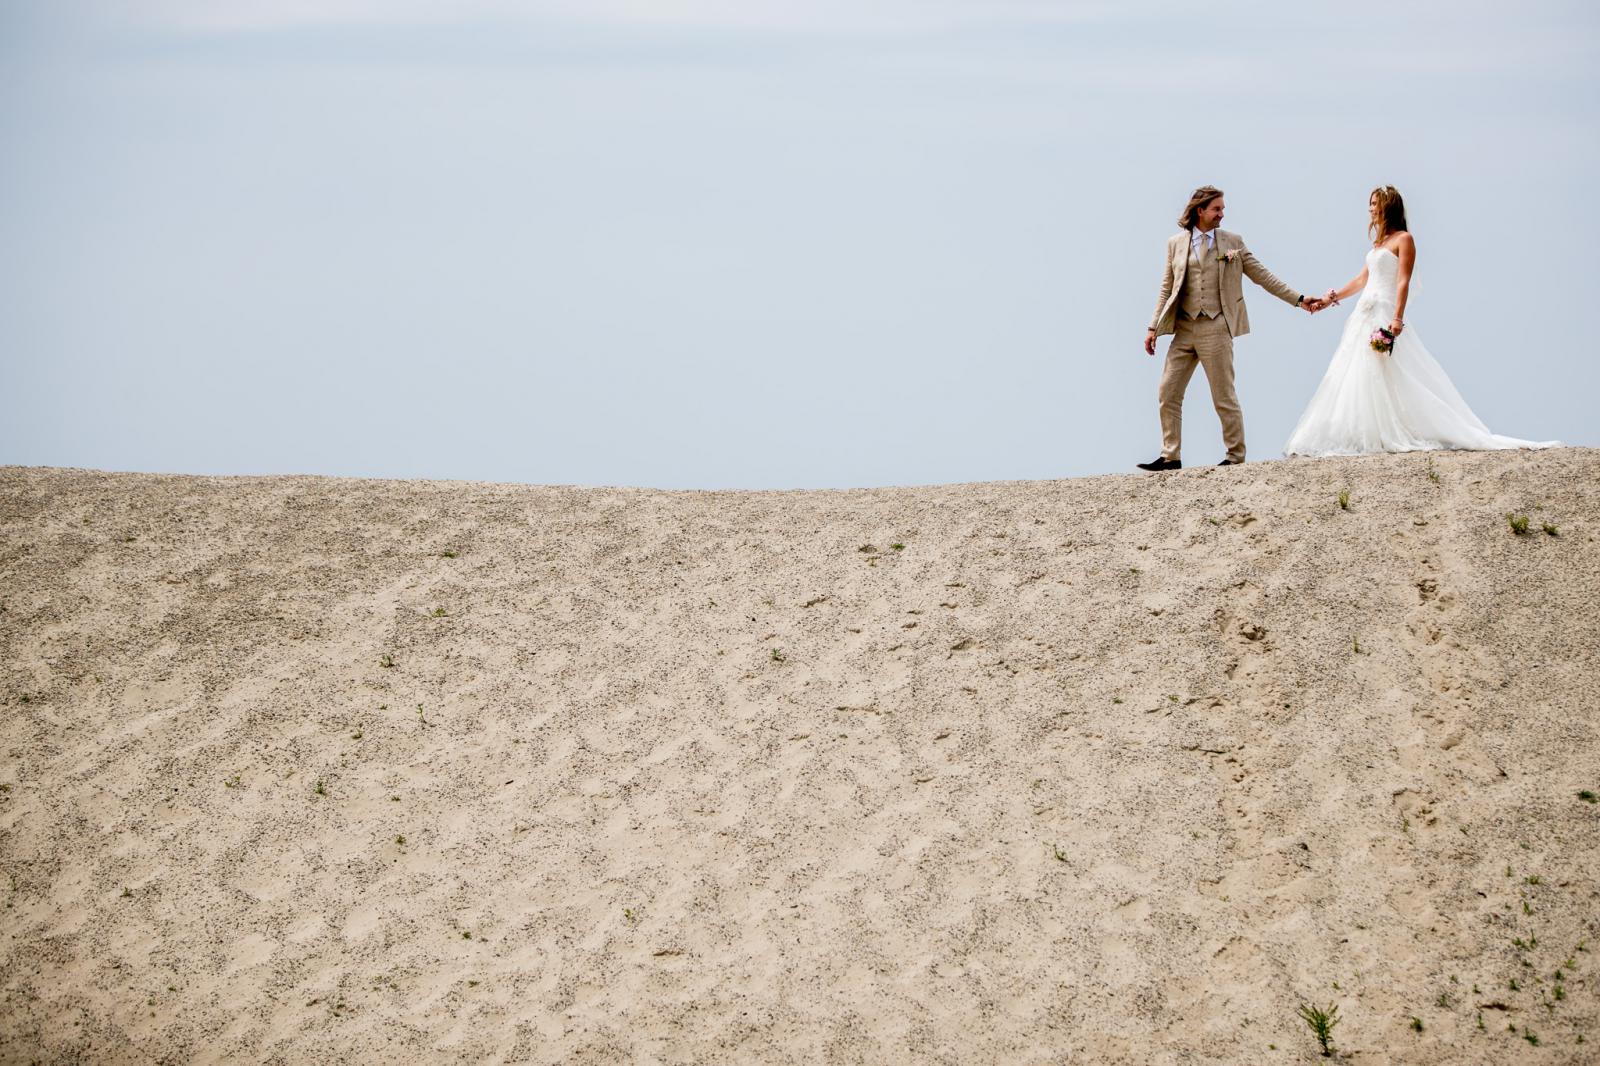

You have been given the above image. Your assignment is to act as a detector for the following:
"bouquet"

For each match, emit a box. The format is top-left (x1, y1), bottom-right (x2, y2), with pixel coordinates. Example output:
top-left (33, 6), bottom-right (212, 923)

top-left (1370, 327), bottom-right (1396, 354)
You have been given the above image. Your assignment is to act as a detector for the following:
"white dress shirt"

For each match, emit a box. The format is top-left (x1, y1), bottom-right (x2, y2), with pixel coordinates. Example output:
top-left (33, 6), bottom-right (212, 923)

top-left (1191, 228), bottom-right (1217, 257)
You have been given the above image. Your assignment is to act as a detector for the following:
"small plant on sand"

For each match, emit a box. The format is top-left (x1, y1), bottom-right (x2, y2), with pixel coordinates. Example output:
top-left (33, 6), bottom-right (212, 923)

top-left (314, 780), bottom-right (326, 796)
top-left (1337, 490), bottom-right (1350, 511)
top-left (1296, 1001), bottom-right (1340, 1056)
top-left (441, 550), bottom-right (458, 558)
top-left (379, 653), bottom-right (395, 668)
top-left (1410, 1016), bottom-right (1424, 1033)
top-left (770, 648), bottom-right (785, 662)
top-left (890, 543), bottom-right (906, 551)
top-left (395, 835), bottom-right (406, 846)
top-left (121, 887), bottom-right (133, 899)
top-left (224, 774), bottom-right (241, 789)
top-left (1052, 845), bottom-right (1068, 863)
top-left (1425, 456), bottom-right (1440, 483)
top-left (351, 728), bottom-right (363, 740)
top-left (1524, 1028), bottom-right (1540, 1046)
top-left (1507, 513), bottom-right (1530, 535)
top-left (1436, 991), bottom-right (1453, 1008)
top-left (432, 607), bottom-right (446, 617)
top-left (1580, 790), bottom-right (1597, 803)
top-left (1542, 522), bottom-right (1558, 536)
top-left (416, 704), bottom-right (429, 727)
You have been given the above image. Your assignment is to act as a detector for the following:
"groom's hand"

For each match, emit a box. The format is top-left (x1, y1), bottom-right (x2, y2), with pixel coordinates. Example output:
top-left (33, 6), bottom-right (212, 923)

top-left (1143, 328), bottom-right (1157, 355)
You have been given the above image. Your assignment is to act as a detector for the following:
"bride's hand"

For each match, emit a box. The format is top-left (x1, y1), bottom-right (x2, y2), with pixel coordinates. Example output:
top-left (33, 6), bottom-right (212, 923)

top-left (1323, 289), bottom-right (1340, 306)
top-left (1388, 319), bottom-right (1404, 336)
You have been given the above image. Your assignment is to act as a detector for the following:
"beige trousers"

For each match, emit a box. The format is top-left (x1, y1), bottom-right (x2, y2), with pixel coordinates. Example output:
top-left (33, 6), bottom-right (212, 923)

top-left (1158, 314), bottom-right (1244, 463)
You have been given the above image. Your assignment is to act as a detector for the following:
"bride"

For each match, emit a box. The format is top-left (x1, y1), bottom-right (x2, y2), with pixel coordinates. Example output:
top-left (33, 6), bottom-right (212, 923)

top-left (1283, 185), bottom-right (1558, 456)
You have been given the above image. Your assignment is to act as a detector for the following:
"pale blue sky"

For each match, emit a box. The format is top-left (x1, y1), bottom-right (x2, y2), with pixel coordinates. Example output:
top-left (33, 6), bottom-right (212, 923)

top-left (2, 1), bottom-right (1595, 488)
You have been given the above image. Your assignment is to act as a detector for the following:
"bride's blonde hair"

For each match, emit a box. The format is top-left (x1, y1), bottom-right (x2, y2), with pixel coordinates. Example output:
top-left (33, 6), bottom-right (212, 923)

top-left (1369, 185), bottom-right (1409, 241)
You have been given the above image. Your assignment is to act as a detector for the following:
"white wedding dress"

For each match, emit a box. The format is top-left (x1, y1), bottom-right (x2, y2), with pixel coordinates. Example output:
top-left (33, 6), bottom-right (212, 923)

top-left (1284, 246), bottom-right (1559, 456)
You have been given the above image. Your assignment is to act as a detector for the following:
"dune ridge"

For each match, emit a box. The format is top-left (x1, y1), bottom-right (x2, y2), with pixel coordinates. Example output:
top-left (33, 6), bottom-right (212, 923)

top-left (1, 451), bottom-right (1597, 1064)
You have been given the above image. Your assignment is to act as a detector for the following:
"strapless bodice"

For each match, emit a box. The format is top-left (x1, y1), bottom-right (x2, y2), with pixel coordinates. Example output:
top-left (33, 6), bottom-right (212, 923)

top-left (1354, 246), bottom-right (1400, 315)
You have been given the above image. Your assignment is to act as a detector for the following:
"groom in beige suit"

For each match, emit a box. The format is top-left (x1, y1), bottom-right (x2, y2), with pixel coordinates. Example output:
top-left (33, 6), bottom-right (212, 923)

top-left (1138, 185), bottom-right (1319, 470)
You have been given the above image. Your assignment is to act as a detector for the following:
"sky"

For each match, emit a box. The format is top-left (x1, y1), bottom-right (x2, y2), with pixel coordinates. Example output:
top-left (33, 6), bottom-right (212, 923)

top-left (2, 0), bottom-right (1596, 489)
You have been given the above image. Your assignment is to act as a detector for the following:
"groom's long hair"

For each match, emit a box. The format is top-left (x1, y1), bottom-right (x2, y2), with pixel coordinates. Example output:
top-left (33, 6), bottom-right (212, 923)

top-left (1178, 185), bottom-right (1224, 230)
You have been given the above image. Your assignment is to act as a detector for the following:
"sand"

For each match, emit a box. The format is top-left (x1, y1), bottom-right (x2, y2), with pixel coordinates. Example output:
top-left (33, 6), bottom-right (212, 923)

top-left (1, 450), bottom-right (1597, 1064)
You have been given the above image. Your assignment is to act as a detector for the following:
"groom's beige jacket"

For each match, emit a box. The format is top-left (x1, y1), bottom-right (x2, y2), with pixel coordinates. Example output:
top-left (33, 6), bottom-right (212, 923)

top-left (1149, 228), bottom-right (1301, 339)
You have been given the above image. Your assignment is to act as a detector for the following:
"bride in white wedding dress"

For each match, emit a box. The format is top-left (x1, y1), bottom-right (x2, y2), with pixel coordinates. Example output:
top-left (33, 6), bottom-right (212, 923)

top-left (1283, 185), bottom-right (1558, 456)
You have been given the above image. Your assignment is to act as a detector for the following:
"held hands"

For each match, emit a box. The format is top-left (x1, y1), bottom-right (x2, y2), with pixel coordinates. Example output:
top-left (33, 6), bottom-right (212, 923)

top-left (1300, 289), bottom-right (1343, 315)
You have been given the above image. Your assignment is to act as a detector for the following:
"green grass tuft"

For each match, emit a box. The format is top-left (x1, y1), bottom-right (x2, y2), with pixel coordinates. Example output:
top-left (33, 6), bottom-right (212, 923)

top-left (1296, 1002), bottom-right (1340, 1056)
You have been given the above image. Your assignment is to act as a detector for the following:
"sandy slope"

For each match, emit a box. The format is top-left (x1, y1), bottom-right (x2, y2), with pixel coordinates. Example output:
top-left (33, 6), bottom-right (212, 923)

top-left (1, 451), bottom-right (1597, 1064)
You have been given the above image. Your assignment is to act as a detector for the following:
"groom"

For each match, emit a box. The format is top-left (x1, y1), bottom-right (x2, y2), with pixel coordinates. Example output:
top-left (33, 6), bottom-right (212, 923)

top-left (1137, 185), bottom-right (1321, 470)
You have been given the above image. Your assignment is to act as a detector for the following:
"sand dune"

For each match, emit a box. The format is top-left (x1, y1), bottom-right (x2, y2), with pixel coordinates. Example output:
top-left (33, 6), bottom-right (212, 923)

top-left (1, 451), bottom-right (1597, 1064)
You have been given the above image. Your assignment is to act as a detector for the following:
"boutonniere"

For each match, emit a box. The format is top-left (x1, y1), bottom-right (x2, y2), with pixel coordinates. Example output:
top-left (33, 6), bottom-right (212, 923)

top-left (1216, 249), bottom-right (1243, 265)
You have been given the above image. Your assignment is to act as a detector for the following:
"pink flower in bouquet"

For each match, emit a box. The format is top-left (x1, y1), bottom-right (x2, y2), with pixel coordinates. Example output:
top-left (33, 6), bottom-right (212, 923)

top-left (1370, 327), bottom-right (1395, 354)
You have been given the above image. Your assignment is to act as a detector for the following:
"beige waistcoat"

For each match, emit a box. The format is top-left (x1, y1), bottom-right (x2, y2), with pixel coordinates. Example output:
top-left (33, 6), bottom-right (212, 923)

top-left (1179, 235), bottom-right (1222, 319)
